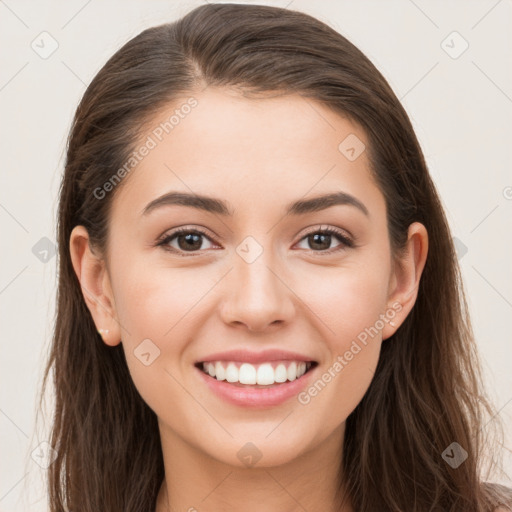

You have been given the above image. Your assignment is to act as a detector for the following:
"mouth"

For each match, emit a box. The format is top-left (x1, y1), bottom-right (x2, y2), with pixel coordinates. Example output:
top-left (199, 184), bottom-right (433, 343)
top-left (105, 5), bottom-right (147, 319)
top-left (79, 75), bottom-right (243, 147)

top-left (194, 360), bottom-right (319, 388)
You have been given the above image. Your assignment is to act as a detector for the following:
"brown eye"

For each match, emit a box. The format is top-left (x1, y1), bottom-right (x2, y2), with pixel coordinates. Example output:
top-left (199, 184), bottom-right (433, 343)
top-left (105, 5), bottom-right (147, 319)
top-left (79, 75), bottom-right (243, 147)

top-left (157, 225), bottom-right (354, 257)
top-left (295, 227), bottom-right (354, 253)
top-left (157, 227), bottom-right (217, 255)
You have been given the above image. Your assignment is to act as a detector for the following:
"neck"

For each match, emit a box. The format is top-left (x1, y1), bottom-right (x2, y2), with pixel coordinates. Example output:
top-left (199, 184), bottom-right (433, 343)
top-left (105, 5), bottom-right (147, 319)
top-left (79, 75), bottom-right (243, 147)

top-left (155, 422), bottom-right (353, 512)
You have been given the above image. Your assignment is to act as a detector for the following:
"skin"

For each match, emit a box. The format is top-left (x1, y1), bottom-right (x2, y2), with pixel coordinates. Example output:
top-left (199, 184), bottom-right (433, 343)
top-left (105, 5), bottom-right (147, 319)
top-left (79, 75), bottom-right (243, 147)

top-left (70, 87), bottom-right (428, 512)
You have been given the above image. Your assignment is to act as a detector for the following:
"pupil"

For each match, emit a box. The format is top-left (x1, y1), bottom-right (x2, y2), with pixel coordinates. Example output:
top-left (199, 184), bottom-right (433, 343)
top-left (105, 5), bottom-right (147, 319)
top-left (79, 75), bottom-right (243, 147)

top-left (311, 233), bottom-right (330, 250)
top-left (179, 233), bottom-right (201, 251)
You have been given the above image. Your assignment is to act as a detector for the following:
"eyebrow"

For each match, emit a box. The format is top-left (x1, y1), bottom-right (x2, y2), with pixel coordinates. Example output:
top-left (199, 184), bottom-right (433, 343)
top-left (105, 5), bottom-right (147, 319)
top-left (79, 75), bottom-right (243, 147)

top-left (142, 191), bottom-right (369, 218)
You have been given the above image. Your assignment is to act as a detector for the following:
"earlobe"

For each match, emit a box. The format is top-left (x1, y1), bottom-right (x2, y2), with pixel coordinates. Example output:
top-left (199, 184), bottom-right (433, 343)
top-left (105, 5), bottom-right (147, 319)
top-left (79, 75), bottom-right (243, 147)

top-left (69, 225), bottom-right (122, 347)
top-left (382, 222), bottom-right (429, 340)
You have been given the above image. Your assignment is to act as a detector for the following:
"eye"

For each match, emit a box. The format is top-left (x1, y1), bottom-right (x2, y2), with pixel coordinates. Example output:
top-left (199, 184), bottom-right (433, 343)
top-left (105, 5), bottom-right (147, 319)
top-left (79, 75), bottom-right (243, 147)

top-left (157, 227), bottom-right (218, 255)
top-left (156, 225), bottom-right (355, 257)
top-left (295, 226), bottom-right (354, 254)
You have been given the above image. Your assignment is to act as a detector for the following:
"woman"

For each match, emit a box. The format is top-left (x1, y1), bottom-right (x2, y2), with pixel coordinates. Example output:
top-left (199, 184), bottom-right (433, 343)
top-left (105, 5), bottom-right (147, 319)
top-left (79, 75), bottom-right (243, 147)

top-left (39, 3), bottom-right (511, 511)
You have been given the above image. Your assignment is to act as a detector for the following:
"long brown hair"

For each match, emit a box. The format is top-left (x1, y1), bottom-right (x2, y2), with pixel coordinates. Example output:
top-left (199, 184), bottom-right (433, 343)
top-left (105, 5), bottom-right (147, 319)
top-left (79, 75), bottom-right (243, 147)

top-left (37, 3), bottom-right (510, 510)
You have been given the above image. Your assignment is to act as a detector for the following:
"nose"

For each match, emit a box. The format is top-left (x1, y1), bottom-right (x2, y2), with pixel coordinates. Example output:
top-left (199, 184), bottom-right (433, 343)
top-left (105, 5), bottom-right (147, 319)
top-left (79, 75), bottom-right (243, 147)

top-left (219, 250), bottom-right (295, 333)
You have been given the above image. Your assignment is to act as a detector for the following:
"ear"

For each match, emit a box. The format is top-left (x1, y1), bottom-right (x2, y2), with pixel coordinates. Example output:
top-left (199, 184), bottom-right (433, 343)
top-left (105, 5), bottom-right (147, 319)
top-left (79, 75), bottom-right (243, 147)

top-left (69, 225), bottom-right (121, 347)
top-left (382, 222), bottom-right (428, 340)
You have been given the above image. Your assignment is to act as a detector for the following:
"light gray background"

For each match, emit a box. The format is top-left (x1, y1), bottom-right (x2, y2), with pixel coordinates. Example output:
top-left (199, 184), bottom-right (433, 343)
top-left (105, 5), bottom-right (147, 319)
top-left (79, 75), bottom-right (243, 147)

top-left (1, 0), bottom-right (511, 510)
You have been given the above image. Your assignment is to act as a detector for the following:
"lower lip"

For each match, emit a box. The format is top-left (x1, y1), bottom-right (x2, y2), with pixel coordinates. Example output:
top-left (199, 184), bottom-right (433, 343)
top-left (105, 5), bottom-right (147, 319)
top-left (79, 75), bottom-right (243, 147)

top-left (196, 365), bottom-right (316, 408)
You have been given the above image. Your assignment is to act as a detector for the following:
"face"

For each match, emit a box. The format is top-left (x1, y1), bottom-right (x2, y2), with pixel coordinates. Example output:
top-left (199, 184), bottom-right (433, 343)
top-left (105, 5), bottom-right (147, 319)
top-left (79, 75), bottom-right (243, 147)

top-left (73, 87), bottom-right (423, 468)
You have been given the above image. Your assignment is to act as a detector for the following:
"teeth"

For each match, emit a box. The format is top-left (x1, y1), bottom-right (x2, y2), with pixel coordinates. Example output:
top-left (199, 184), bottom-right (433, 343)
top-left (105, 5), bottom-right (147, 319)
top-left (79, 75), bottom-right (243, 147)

top-left (274, 364), bottom-right (288, 383)
top-left (215, 361), bottom-right (226, 381)
top-left (239, 363), bottom-right (257, 384)
top-left (226, 362), bottom-right (238, 383)
top-left (200, 360), bottom-right (312, 385)
top-left (287, 361), bottom-right (297, 381)
top-left (256, 363), bottom-right (274, 385)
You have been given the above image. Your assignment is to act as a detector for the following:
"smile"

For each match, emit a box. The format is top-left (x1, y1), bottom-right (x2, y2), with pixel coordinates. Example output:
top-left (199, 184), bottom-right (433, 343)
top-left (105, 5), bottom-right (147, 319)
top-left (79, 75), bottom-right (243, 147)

top-left (194, 359), bottom-right (319, 407)
top-left (196, 360), bottom-right (316, 386)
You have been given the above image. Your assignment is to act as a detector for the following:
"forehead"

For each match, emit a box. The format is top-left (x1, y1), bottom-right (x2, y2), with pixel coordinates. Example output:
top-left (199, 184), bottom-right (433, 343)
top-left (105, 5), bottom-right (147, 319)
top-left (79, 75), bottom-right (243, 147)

top-left (110, 87), bottom-right (383, 223)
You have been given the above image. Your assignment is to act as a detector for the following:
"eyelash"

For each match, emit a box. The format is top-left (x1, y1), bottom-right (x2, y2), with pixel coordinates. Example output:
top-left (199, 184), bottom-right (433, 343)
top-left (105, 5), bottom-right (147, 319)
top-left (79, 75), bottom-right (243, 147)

top-left (156, 225), bottom-right (355, 257)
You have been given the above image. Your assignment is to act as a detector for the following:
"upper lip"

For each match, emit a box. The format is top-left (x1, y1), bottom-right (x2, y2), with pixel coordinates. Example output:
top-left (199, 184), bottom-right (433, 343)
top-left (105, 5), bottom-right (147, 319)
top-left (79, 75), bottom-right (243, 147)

top-left (196, 349), bottom-right (317, 365)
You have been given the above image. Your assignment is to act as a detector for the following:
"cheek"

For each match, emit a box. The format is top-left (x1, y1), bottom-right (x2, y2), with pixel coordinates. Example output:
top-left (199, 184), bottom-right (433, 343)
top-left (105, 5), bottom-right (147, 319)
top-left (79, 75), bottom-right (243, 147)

top-left (109, 255), bottom-right (205, 402)
top-left (112, 254), bottom-right (214, 344)
top-left (298, 260), bottom-right (391, 349)
top-left (293, 261), bottom-right (389, 417)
